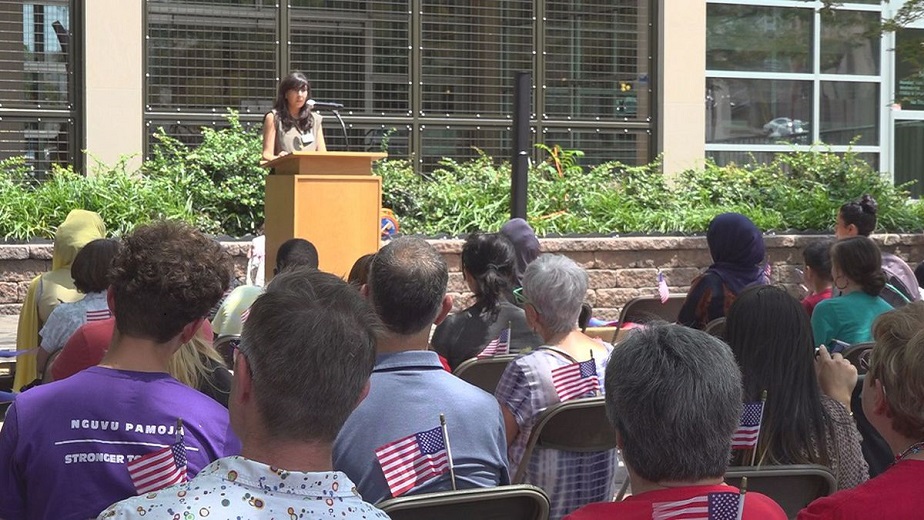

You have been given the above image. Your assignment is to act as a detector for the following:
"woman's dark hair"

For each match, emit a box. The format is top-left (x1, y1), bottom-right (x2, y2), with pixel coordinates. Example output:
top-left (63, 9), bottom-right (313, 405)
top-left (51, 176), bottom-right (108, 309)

top-left (803, 239), bottom-right (834, 283)
top-left (348, 253), bottom-right (376, 287)
top-left (831, 236), bottom-right (886, 296)
top-left (839, 194), bottom-right (878, 237)
top-left (461, 232), bottom-right (517, 313)
top-left (725, 285), bottom-right (832, 467)
top-left (273, 71), bottom-right (313, 134)
top-left (71, 238), bottom-right (120, 294)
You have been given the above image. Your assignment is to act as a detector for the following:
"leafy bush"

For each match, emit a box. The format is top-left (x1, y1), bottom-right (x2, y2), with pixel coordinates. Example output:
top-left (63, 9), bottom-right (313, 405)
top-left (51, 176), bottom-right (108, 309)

top-left (2, 115), bottom-right (922, 240)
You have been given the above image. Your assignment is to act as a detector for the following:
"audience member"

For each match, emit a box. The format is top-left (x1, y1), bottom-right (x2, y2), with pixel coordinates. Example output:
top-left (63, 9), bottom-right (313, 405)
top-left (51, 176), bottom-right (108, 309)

top-left (915, 260), bottom-right (924, 294)
top-left (165, 334), bottom-right (232, 407)
top-left (36, 238), bottom-right (120, 373)
top-left (13, 209), bottom-right (106, 391)
top-left (348, 252), bottom-right (376, 287)
top-left (835, 195), bottom-right (919, 305)
top-left (212, 237), bottom-right (319, 337)
top-left (98, 268), bottom-right (388, 519)
top-left (802, 239), bottom-right (835, 317)
top-left (812, 236), bottom-right (892, 348)
top-left (500, 217), bottom-right (540, 286)
top-left (678, 212), bottom-right (768, 329)
top-left (799, 302), bottom-right (924, 519)
top-left (333, 237), bottom-right (509, 503)
top-left (495, 254), bottom-right (623, 519)
top-left (432, 232), bottom-right (542, 370)
top-left (565, 323), bottom-right (786, 519)
top-left (0, 220), bottom-right (240, 520)
top-left (725, 285), bottom-right (867, 489)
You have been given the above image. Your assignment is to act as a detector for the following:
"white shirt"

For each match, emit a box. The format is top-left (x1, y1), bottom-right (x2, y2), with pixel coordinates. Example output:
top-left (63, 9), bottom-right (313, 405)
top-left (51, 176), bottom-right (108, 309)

top-left (97, 456), bottom-right (391, 519)
top-left (39, 291), bottom-right (110, 353)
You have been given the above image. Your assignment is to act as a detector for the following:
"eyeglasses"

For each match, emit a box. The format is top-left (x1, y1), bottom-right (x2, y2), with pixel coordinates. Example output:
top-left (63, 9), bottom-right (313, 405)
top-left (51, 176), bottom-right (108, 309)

top-left (513, 286), bottom-right (531, 306)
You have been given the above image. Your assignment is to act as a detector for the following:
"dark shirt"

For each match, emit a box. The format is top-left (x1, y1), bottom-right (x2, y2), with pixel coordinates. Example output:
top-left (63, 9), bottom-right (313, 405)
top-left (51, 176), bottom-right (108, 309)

top-left (431, 301), bottom-right (543, 370)
top-left (677, 272), bottom-right (737, 330)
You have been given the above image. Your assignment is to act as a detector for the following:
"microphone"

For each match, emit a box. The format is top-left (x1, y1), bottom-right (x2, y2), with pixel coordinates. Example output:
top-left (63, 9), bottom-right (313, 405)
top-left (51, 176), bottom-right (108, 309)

top-left (307, 99), bottom-right (344, 111)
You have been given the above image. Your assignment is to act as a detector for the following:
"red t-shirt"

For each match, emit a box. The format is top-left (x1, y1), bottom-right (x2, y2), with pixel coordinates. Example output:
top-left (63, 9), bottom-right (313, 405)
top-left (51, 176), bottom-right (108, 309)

top-left (51, 318), bottom-right (214, 381)
top-left (802, 288), bottom-right (833, 317)
top-left (798, 460), bottom-right (924, 519)
top-left (564, 484), bottom-right (786, 520)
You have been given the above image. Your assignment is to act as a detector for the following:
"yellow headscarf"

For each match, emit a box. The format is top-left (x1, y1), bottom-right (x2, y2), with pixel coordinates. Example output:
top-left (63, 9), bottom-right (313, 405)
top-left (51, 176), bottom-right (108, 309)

top-left (14, 209), bottom-right (106, 390)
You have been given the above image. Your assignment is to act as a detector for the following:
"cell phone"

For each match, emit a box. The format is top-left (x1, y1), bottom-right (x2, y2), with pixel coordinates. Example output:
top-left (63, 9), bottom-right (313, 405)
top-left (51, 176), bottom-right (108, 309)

top-left (828, 339), bottom-right (850, 355)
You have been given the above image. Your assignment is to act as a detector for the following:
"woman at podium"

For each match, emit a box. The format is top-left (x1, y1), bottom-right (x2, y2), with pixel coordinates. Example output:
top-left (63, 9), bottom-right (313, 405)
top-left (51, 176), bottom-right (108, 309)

top-left (262, 71), bottom-right (327, 163)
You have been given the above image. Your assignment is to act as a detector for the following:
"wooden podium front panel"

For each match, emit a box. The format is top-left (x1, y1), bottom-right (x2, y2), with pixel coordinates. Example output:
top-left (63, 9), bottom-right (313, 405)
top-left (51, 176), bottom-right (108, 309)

top-left (265, 174), bottom-right (381, 279)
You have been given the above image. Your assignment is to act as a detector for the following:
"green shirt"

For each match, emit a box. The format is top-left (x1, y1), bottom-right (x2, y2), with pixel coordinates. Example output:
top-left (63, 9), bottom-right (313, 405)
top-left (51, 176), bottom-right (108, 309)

top-left (811, 291), bottom-right (893, 348)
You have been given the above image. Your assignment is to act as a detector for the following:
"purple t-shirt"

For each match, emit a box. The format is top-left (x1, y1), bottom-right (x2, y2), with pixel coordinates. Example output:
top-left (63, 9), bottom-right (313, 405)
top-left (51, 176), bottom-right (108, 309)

top-left (0, 367), bottom-right (240, 520)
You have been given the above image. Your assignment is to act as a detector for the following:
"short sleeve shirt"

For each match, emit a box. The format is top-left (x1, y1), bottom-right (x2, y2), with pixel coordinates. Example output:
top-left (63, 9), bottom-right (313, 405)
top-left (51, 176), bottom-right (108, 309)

top-left (39, 291), bottom-right (110, 353)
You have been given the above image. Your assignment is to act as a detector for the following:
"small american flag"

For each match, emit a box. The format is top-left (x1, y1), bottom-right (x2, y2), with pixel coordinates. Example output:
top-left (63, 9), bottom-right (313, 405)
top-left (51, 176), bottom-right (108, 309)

top-left (85, 308), bottom-right (111, 322)
top-left (375, 426), bottom-right (450, 498)
top-left (551, 359), bottom-right (599, 402)
top-left (657, 271), bottom-right (670, 304)
top-left (240, 306), bottom-right (251, 323)
top-left (732, 401), bottom-right (765, 450)
top-left (477, 328), bottom-right (510, 358)
top-left (652, 492), bottom-right (742, 520)
top-left (126, 438), bottom-right (188, 494)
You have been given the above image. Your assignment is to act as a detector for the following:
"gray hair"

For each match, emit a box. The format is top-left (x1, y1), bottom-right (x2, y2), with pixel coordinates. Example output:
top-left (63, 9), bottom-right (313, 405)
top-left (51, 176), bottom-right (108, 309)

top-left (605, 322), bottom-right (743, 482)
top-left (241, 267), bottom-right (378, 443)
top-left (522, 254), bottom-right (587, 334)
top-left (369, 236), bottom-right (448, 335)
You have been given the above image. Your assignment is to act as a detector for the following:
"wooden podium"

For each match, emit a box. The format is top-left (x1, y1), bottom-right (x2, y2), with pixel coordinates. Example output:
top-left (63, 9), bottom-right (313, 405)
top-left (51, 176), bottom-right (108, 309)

top-left (262, 151), bottom-right (386, 279)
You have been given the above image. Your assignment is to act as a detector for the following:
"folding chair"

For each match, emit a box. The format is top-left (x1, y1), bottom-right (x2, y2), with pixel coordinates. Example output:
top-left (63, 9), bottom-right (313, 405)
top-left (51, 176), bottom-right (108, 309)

top-left (842, 342), bottom-right (874, 375)
top-left (453, 354), bottom-right (517, 394)
top-left (704, 317), bottom-right (726, 339)
top-left (617, 294), bottom-right (686, 326)
top-left (725, 464), bottom-right (836, 518)
top-left (213, 335), bottom-right (241, 369)
top-left (377, 484), bottom-right (551, 520)
top-left (513, 397), bottom-right (617, 484)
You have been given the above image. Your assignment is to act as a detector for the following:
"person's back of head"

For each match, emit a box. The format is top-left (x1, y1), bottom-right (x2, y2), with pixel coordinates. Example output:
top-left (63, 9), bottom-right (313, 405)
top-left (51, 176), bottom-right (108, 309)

top-left (71, 238), bottom-right (120, 294)
top-left (837, 194), bottom-right (878, 238)
top-left (499, 218), bottom-right (540, 283)
top-left (522, 253), bottom-right (587, 334)
top-left (368, 236), bottom-right (448, 336)
top-left (461, 232), bottom-right (517, 311)
top-left (803, 239), bottom-right (834, 286)
top-left (830, 236), bottom-right (886, 296)
top-left (275, 238), bottom-right (319, 274)
top-left (348, 253), bottom-right (376, 287)
top-left (605, 323), bottom-right (742, 483)
top-left (870, 302), bottom-right (924, 442)
top-left (706, 212), bottom-right (765, 267)
top-left (725, 285), bottom-right (831, 466)
top-left (109, 220), bottom-right (232, 343)
top-left (241, 267), bottom-right (378, 442)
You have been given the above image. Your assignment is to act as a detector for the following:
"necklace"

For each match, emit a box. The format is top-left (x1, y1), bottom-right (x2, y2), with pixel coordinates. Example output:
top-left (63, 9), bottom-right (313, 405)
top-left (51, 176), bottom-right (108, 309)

top-left (894, 440), bottom-right (924, 463)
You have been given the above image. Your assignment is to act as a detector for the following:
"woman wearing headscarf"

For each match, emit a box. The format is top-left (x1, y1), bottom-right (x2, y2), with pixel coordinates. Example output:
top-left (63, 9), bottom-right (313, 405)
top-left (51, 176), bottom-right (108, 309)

top-left (13, 209), bottom-right (106, 391)
top-left (499, 218), bottom-right (540, 286)
top-left (677, 212), bottom-right (768, 330)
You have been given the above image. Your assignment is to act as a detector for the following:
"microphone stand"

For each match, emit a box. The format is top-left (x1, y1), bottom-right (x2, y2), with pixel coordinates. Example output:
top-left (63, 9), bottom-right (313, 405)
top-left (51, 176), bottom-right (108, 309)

top-left (330, 109), bottom-right (351, 151)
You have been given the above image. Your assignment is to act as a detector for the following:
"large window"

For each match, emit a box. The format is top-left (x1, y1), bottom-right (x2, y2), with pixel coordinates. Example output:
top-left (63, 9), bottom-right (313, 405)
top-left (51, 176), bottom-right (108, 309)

top-left (145, 0), bottom-right (653, 171)
top-left (0, 0), bottom-right (76, 175)
top-left (705, 1), bottom-right (884, 166)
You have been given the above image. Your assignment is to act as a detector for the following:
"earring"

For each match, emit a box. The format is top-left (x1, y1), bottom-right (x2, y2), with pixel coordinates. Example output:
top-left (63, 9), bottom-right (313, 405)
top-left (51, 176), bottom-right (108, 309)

top-left (834, 275), bottom-right (848, 291)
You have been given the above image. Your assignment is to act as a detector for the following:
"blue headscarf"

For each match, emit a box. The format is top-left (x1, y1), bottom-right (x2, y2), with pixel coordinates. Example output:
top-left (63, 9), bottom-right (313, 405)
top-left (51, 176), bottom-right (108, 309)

top-left (705, 213), bottom-right (767, 294)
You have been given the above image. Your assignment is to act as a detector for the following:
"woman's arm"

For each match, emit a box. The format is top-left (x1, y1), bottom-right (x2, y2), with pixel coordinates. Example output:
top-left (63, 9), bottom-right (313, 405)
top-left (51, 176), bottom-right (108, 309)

top-left (261, 112), bottom-right (284, 163)
top-left (315, 115), bottom-right (327, 152)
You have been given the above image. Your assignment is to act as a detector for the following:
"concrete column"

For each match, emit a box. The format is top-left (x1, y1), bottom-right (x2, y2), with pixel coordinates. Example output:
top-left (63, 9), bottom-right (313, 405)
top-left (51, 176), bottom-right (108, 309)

top-left (658, 0), bottom-right (706, 176)
top-left (83, 0), bottom-right (143, 171)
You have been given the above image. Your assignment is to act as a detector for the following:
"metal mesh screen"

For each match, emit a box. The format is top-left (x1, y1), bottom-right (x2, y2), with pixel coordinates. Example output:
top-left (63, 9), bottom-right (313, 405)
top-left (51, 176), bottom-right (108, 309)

top-left (420, 125), bottom-right (510, 171)
top-left (421, 0), bottom-right (533, 117)
top-left (145, 117), bottom-right (263, 154)
top-left (542, 128), bottom-right (648, 166)
top-left (0, 0), bottom-right (71, 109)
top-left (544, 0), bottom-right (649, 121)
top-left (0, 116), bottom-right (74, 173)
top-left (289, 1), bottom-right (410, 115)
top-left (324, 122), bottom-right (411, 156)
top-left (146, 0), bottom-right (277, 114)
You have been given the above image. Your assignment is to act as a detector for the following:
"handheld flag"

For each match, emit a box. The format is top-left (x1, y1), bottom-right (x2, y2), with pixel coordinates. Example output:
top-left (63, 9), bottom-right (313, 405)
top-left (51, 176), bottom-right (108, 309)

top-left (653, 491), bottom-right (742, 520)
top-left (477, 327), bottom-right (510, 358)
top-left (439, 414), bottom-right (457, 491)
top-left (375, 426), bottom-right (450, 498)
top-left (732, 392), bottom-right (767, 452)
top-left (240, 306), bottom-right (252, 324)
top-left (657, 270), bottom-right (670, 304)
top-left (126, 419), bottom-right (187, 494)
top-left (551, 357), bottom-right (599, 402)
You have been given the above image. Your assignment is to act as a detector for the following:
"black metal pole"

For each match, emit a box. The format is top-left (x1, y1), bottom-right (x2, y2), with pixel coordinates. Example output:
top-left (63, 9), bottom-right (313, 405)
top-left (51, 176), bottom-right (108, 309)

top-left (331, 110), bottom-right (350, 151)
top-left (511, 71), bottom-right (531, 220)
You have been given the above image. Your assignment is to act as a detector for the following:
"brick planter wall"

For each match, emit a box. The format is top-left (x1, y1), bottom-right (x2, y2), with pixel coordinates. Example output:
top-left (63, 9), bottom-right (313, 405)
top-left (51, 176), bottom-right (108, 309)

top-left (3, 235), bottom-right (923, 320)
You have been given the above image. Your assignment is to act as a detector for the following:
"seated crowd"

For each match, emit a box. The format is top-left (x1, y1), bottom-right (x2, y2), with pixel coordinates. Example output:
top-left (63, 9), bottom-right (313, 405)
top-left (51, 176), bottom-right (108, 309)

top-left (2, 197), bottom-right (923, 520)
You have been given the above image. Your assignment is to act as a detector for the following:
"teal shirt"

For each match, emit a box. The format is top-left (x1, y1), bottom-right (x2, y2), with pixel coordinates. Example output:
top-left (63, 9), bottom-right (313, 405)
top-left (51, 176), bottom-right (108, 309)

top-left (811, 291), bottom-right (893, 348)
